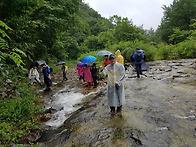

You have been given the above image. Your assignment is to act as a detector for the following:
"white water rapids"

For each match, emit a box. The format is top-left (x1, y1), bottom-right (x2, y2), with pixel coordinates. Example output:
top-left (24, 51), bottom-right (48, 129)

top-left (44, 85), bottom-right (101, 128)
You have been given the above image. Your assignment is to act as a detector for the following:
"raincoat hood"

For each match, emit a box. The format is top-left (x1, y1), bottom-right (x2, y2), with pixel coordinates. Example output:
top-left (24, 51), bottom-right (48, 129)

top-left (115, 50), bottom-right (121, 56)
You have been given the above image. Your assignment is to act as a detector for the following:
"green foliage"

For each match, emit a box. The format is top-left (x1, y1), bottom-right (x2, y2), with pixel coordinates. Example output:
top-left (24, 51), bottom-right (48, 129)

top-left (107, 40), bottom-right (157, 62)
top-left (0, 84), bottom-right (40, 145)
top-left (169, 28), bottom-right (190, 44)
top-left (0, 20), bottom-right (27, 77)
top-left (97, 29), bottom-right (116, 48)
top-left (82, 35), bottom-right (104, 51)
top-left (158, 0), bottom-right (196, 43)
top-left (111, 16), bottom-right (148, 42)
top-left (0, 20), bottom-right (12, 39)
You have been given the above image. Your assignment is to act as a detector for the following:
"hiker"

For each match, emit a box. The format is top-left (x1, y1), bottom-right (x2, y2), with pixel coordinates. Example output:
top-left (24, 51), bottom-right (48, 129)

top-left (104, 55), bottom-right (110, 67)
top-left (90, 63), bottom-right (98, 88)
top-left (41, 63), bottom-right (52, 91)
top-left (99, 54), bottom-right (125, 118)
top-left (115, 50), bottom-right (124, 65)
top-left (62, 63), bottom-right (68, 81)
top-left (82, 63), bottom-right (93, 88)
top-left (132, 47), bottom-right (144, 78)
top-left (77, 66), bottom-right (83, 81)
top-left (28, 66), bottom-right (42, 87)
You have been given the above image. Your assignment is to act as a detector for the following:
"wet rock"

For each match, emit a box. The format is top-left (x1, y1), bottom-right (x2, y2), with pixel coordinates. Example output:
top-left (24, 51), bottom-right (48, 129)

top-left (172, 74), bottom-right (190, 78)
top-left (0, 91), bottom-right (7, 99)
top-left (143, 108), bottom-right (179, 131)
top-left (165, 68), bottom-right (172, 72)
top-left (181, 62), bottom-right (194, 66)
top-left (19, 129), bottom-right (43, 144)
top-left (142, 129), bottom-right (171, 147)
top-left (44, 104), bottom-right (64, 114)
top-left (65, 109), bottom-right (98, 125)
top-left (145, 100), bottom-right (171, 111)
top-left (38, 128), bottom-right (73, 146)
top-left (36, 59), bottom-right (196, 147)
top-left (72, 127), bottom-right (112, 146)
top-left (39, 113), bottom-right (53, 122)
top-left (181, 145), bottom-right (191, 147)
top-left (172, 65), bottom-right (181, 69)
top-left (177, 68), bottom-right (190, 74)
top-left (168, 63), bottom-right (181, 66)
top-left (194, 127), bottom-right (196, 136)
top-left (126, 129), bottom-right (143, 145)
top-left (126, 101), bottom-right (143, 110)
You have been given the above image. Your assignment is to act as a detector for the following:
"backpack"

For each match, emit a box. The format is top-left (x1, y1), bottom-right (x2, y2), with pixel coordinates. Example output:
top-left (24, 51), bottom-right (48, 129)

top-left (49, 67), bottom-right (53, 73)
top-left (46, 66), bottom-right (53, 73)
top-left (136, 52), bottom-right (142, 62)
top-left (65, 66), bottom-right (68, 71)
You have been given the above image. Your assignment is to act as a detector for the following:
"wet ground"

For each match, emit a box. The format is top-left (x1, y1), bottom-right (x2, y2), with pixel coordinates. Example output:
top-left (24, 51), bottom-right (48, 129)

top-left (37, 59), bottom-right (196, 147)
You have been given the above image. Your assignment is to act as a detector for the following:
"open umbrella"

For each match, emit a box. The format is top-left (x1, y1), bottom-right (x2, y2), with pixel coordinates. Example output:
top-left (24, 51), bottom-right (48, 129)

top-left (81, 55), bottom-right (97, 63)
top-left (77, 62), bottom-right (89, 67)
top-left (96, 50), bottom-right (112, 56)
top-left (131, 63), bottom-right (149, 71)
top-left (56, 61), bottom-right (65, 66)
top-left (77, 62), bottom-right (84, 67)
top-left (34, 60), bottom-right (46, 66)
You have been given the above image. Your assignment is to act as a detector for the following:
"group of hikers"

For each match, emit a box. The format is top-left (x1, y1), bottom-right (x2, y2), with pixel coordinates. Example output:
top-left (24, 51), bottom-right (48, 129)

top-left (28, 47), bottom-right (145, 118)
top-left (28, 63), bottom-right (54, 91)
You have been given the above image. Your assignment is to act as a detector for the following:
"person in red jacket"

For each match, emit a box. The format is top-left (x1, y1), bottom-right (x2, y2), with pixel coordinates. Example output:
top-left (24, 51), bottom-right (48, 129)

top-left (104, 55), bottom-right (110, 67)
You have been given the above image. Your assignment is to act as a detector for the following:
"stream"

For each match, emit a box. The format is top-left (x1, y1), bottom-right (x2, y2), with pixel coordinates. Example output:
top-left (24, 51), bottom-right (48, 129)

top-left (37, 59), bottom-right (196, 147)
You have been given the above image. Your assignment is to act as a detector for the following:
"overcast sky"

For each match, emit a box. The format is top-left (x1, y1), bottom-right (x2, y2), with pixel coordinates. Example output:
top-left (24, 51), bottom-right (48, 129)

top-left (83, 0), bottom-right (174, 30)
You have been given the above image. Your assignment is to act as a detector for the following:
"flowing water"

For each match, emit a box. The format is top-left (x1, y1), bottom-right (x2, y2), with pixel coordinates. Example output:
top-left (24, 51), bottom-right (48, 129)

top-left (44, 87), bottom-right (85, 127)
top-left (38, 59), bottom-right (196, 147)
top-left (42, 85), bottom-right (104, 128)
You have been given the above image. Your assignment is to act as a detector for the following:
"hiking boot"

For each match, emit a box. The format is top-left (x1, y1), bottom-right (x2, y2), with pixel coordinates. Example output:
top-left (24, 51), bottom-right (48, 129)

top-left (110, 111), bottom-right (115, 118)
top-left (116, 111), bottom-right (122, 117)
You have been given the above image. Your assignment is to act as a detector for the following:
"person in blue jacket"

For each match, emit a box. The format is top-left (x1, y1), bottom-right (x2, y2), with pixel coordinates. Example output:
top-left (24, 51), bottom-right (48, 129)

top-left (41, 63), bottom-right (52, 91)
top-left (132, 47), bottom-right (144, 78)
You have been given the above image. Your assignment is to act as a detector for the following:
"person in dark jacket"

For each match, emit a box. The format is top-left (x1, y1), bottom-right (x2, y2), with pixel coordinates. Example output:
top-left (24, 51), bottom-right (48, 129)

top-left (132, 48), bottom-right (144, 78)
top-left (90, 63), bottom-right (98, 88)
top-left (41, 63), bottom-right (52, 91)
top-left (62, 63), bottom-right (68, 82)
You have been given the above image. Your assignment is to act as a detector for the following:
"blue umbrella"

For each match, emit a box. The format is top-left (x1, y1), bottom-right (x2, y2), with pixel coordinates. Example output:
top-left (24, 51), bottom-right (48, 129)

top-left (81, 55), bottom-right (97, 63)
top-left (56, 61), bottom-right (65, 66)
top-left (96, 50), bottom-right (112, 56)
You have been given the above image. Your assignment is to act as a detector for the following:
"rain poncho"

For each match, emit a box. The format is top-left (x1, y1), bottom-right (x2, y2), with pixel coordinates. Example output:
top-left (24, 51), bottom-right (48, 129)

top-left (82, 66), bottom-right (93, 82)
top-left (29, 67), bottom-right (40, 84)
top-left (115, 50), bottom-right (124, 65)
top-left (101, 62), bottom-right (125, 107)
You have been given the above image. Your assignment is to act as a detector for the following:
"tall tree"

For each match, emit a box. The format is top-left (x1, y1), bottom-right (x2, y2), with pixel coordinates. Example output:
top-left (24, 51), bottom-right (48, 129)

top-left (110, 15), bottom-right (148, 42)
top-left (158, 0), bottom-right (196, 43)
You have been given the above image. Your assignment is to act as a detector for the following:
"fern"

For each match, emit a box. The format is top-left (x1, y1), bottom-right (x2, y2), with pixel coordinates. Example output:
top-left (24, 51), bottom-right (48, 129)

top-left (0, 20), bottom-right (12, 39)
top-left (0, 21), bottom-right (27, 71)
top-left (12, 48), bottom-right (27, 57)
top-left (10, 51), bottom-right (25, 70)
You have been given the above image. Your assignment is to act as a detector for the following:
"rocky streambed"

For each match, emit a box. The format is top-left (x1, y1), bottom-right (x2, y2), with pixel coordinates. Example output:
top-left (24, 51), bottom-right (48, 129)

top-left (34, 59), bottom-right (196, 147)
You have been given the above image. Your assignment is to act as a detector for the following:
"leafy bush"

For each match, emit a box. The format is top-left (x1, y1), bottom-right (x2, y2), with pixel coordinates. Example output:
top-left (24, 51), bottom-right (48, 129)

top-left (0, 84), bottom-right (40, 145)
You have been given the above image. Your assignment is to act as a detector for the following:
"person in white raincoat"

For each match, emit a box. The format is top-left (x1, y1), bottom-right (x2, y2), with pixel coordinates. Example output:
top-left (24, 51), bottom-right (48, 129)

top-left (29, 66), bottom-right (42, 87)
top-left (100, 54), bottom-right (125, 117)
